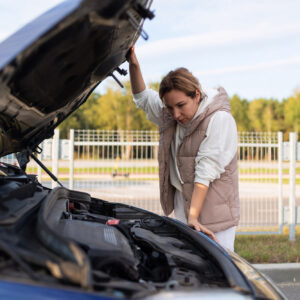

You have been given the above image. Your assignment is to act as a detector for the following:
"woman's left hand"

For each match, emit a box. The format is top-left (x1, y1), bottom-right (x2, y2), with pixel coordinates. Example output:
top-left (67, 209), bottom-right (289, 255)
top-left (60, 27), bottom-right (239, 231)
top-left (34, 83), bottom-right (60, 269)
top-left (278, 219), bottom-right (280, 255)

top-left (188, 217), bottom-right (218, 242)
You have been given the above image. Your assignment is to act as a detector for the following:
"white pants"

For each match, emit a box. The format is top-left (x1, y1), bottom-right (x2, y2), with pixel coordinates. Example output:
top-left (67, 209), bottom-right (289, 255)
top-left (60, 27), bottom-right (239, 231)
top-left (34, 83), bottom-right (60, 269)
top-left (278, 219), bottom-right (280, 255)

top-left (215, 226), bottom-right (236, 252)
top-left (174, 190), bottom-right (236, 251)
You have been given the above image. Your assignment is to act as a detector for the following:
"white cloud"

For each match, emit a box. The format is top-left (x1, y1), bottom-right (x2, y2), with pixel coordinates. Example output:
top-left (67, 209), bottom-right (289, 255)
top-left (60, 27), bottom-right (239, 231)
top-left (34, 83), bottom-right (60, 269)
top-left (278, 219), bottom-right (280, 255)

top-left (195, 55), bottom-right (300, 76)
top-left (137, 22), bottom-right (300, 57)
top-left (149, 0), bottom-right (300, 40)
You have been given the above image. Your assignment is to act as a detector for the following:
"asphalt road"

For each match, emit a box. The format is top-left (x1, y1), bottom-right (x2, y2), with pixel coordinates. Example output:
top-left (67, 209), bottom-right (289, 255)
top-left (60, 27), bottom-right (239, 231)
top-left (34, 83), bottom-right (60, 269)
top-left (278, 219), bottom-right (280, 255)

top-left (254, 263), bottom-right (300, 300)
top-left (278, 282), bottom-right (300, 300)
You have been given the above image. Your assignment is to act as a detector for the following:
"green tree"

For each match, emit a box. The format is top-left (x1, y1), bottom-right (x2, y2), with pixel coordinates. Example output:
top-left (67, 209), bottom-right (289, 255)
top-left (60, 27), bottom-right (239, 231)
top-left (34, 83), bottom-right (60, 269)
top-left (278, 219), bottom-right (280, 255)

top-left (248, 99), bottom-right (266, 131)
top-left (58, 79), bottom-right (299, 140)
top-left (230, 94), bottom-right (250, 131)
top-left (261, 99), bottom-right (283, 132)
top-left (58, 92), bottom-right (100, 138)
top-left (86, 81), bottom-right (157, 131)
top-left (248, 98), bottom-right (284, 132)
top-left (149, 82), bottom-right (160, 92)
top-left (284, 89), bottom-right (300, 138)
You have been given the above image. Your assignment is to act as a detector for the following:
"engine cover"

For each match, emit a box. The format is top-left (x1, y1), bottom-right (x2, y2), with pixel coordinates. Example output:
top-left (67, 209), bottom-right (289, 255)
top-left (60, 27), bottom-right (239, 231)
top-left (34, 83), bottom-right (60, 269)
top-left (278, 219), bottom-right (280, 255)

top-left (57, 220), bottom-right (138, 269)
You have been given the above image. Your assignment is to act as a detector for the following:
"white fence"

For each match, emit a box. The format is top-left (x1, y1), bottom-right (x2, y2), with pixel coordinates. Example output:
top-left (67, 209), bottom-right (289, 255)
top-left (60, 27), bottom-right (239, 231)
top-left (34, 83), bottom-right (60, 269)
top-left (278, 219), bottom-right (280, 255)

top-left (238, 132), bottom-right (283, 232)
top-left (2, 130), bottom-right (299, 234)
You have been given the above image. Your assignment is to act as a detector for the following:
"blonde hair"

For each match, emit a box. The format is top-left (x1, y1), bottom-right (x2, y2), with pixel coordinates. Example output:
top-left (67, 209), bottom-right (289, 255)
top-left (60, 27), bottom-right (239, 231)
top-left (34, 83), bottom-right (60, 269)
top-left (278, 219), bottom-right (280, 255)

top-left (159, 68), bottom-right (206, 101)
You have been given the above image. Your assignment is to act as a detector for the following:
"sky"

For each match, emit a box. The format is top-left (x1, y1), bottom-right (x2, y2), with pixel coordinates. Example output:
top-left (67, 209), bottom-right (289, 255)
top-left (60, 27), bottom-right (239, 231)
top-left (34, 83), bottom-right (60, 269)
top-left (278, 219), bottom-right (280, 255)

top-left (0, 0), bottom-right (299, 100)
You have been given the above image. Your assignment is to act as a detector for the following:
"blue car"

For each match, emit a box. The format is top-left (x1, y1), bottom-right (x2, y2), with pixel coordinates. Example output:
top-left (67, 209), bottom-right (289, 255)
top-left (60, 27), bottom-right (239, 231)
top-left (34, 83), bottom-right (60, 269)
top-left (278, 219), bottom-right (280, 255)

top-left (0, 1), bottom-right (286, 299)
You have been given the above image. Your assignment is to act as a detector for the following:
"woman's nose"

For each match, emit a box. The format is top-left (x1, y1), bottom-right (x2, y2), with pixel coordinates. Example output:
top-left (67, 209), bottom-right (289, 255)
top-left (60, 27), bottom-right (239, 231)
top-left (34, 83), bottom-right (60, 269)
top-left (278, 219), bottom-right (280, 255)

top-left (173, 108), bottom-right (180, 119)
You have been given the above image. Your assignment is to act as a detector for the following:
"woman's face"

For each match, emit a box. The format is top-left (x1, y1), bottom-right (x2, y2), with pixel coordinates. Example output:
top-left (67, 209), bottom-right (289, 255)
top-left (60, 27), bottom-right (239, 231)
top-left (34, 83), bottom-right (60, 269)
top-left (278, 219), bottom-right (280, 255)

top-left (163, 89), bottom-right (200, 125)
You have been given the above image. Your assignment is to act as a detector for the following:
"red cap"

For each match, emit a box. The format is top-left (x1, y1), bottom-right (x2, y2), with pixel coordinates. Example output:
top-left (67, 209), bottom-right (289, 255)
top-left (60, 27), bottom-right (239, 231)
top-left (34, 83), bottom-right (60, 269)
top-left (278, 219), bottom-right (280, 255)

top-left (106, 219), bottom-right (120, 225)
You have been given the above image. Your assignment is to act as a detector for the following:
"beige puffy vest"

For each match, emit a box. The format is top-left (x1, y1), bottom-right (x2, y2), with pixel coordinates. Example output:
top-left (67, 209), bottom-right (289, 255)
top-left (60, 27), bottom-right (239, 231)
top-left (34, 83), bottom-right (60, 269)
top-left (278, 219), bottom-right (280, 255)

top-left (158, 87), bottom-right (240, 233)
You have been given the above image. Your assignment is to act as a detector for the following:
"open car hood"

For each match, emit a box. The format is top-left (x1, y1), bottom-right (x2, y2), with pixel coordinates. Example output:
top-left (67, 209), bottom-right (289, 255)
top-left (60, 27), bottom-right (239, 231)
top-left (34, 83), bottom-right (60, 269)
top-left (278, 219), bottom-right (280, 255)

top-left (0, 0), bottom-right (153, 157)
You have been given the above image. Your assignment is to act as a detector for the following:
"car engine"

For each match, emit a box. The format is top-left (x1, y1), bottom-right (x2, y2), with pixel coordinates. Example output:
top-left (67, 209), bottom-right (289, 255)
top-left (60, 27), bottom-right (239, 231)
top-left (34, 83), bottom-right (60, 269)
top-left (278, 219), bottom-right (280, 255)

top-left (0, 163), bottom-right (229, 298)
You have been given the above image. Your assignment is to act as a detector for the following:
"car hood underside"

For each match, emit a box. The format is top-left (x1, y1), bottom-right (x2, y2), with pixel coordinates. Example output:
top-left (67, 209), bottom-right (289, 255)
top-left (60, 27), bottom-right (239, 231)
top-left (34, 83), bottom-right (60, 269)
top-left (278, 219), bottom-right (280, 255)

top-left (0, 0), bottom-right (152, 156)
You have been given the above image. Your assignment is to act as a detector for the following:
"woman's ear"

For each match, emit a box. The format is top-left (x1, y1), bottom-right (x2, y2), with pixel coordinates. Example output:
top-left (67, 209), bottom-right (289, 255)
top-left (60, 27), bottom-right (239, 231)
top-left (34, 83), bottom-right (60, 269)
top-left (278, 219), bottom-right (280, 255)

top-left (195, 89), bottom-right (201, 104)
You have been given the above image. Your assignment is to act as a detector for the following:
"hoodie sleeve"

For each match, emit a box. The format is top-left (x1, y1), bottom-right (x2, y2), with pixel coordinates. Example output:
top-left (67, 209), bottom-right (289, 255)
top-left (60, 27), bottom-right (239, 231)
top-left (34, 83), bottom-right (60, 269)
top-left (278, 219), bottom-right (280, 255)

top-left (194, 111), bottom-right (238, 187)
top-left (133, 89), bottom-right (164, 126)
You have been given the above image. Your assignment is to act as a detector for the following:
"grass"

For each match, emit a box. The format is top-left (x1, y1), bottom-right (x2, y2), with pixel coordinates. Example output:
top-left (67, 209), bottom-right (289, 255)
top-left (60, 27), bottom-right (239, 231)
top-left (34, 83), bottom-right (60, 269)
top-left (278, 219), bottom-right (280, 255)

top-left (26, 165), bottom-right (300, 184)
top-left (40, 177), bottom-right (159, 182)
top-left (239, 178), bottom-right (300, 184)
top-left (235, 231), bottom-right (300, 263)
top-left (239, 167), bottom-right (300, 175)
top-left (27, 166), bottom-right (300, 174)
top-left (27, 166), bottom-right (159, 174)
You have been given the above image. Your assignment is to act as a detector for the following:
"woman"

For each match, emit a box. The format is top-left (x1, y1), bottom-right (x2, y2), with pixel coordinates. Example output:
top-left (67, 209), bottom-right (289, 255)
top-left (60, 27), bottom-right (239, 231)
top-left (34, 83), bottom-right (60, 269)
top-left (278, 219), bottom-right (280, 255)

top-left (128, 48), bottom-right (240, 251)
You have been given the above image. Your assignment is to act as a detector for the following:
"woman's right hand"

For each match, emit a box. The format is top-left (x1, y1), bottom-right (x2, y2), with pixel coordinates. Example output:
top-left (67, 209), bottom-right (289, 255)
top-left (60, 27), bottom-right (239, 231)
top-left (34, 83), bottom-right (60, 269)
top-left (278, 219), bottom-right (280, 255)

top-left (127, 45), bottom-right (146, 94)
top-left (188, 217), bottom-right (218, 242)
top-left (127, 46), bottom-right (138, 65)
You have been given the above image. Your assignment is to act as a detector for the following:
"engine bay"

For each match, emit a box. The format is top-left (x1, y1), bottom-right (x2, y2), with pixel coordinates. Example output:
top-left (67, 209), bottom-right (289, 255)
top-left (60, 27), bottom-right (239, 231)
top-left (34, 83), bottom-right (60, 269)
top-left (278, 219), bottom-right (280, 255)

top-left (0, 162), bottom-right (229, 298)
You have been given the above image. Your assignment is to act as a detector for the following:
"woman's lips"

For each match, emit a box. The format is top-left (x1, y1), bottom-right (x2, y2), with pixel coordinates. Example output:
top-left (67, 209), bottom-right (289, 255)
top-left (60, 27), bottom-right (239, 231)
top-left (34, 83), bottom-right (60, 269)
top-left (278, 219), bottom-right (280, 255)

top-left (177, 118), bottom-right (186, 124)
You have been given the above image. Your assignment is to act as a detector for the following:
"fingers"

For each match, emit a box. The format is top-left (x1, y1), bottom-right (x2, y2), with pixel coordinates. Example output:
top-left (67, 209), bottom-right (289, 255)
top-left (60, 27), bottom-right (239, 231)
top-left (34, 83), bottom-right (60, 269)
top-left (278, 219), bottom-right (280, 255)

top-left (193, 224), bottom-right (201, 232)
top-left (126, 46), bottom-right (136, 63)
top-left (197, 224), bottom-right (218, 242)
top-left (208, 232), bottom-right (218, 242)
top-left (187, 218), bottom-right (200, 231)
top-left (201, 227), bottom-right (218, 242)
top-left (187, 219), bottom-right (218, 242)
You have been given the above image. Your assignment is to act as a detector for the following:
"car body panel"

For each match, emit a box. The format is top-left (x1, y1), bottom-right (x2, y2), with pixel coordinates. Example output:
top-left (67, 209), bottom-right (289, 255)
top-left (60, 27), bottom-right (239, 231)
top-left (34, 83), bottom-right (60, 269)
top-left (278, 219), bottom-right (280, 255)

top-left (0, 279), bottom-right (115, 300)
